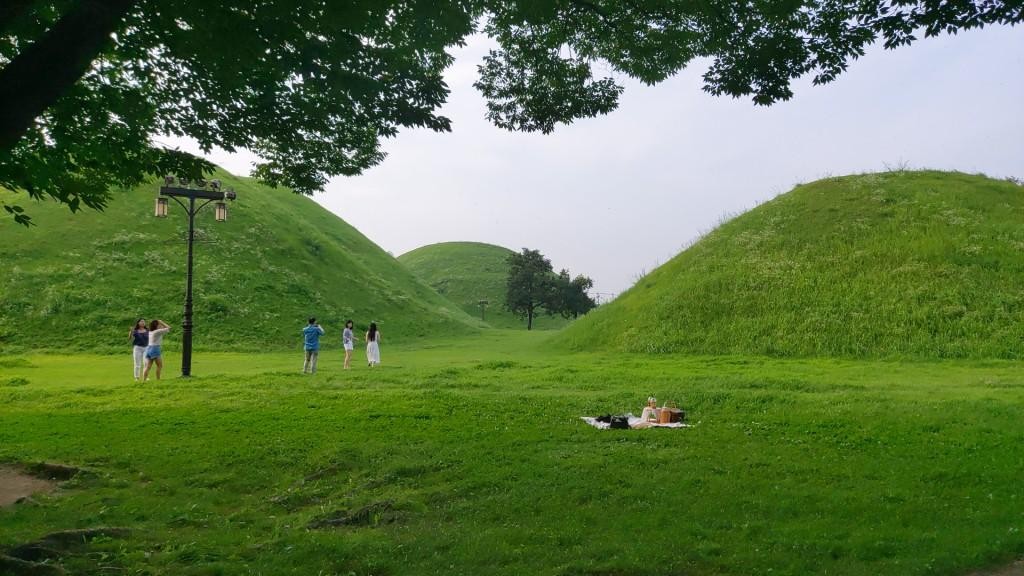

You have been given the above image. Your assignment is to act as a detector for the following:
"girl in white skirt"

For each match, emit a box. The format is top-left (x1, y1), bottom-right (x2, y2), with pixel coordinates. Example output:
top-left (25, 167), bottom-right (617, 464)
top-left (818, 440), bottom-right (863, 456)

top-left (365, 322), bottom-right (381, 367)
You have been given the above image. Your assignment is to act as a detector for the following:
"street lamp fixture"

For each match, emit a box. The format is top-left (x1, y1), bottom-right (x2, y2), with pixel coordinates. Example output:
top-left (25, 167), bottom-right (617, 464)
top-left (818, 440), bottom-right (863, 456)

top-left (155, 176), bottom-right (237, 377)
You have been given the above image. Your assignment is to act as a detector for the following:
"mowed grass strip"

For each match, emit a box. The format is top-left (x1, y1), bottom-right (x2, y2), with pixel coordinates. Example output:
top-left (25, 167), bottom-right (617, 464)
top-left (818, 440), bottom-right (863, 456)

top-left (1, 335), bottom-right (1023, 575)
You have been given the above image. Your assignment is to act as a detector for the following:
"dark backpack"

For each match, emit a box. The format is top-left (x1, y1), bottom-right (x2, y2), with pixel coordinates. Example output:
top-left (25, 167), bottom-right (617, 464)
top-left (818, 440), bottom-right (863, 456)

top-left (609, 415), bottom-right (630, 429)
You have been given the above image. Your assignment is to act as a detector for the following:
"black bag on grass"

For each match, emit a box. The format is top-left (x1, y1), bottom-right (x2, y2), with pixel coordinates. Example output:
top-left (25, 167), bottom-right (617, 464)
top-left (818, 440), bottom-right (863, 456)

top-left (609, 415), bottom-right (630, 429)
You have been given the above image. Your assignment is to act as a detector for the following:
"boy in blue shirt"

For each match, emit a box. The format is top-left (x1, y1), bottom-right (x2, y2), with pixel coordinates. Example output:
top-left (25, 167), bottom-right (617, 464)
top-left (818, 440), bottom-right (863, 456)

top-left (302, 317), bottom-right (325, 374)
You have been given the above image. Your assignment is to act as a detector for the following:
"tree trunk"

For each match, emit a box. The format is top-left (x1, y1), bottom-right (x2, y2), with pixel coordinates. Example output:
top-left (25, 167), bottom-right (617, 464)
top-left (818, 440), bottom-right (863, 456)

top-left (0, 0), bottom-right (138, 153)
top-left (527, 307), bottom-right (533, 330)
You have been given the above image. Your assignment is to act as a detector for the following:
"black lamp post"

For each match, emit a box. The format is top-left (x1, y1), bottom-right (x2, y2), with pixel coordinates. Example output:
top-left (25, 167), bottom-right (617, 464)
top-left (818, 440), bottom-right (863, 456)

top-left (155, 176), bottom-right (236, 377)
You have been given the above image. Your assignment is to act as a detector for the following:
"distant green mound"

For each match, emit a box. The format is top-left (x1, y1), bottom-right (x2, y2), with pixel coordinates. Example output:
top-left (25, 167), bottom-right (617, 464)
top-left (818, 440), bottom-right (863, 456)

top-left (563, 171), bottom-right (1024, 359)
top-left (0, 170), bottom-right (482, 352)
top-left (398, 242), bottom-right (567, 330)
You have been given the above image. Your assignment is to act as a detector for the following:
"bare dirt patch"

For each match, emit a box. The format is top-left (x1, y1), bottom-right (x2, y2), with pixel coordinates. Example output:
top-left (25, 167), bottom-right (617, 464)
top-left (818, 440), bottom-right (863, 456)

top-left (0, 466), bottom-right (56, 507)
top-left (968, 559), bottom-right (1024, 576)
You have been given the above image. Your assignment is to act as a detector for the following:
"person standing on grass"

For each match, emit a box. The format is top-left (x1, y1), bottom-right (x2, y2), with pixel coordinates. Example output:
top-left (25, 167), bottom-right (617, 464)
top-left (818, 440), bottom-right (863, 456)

top-left (129, 318), bottom-right (148, 381)
top-left (342, 319), bottom-right (355, 370)
top-left (302, 317), bottom-right (325, 374)
top-left (143, 319), bottom-right (171, 381)
top-left (366, 322), bottom-right (381, 367)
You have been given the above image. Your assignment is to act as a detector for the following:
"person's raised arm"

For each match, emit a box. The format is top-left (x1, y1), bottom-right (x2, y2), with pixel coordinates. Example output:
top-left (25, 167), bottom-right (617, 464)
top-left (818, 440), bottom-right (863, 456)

top-left (158, 319), bottom-right (170, 330)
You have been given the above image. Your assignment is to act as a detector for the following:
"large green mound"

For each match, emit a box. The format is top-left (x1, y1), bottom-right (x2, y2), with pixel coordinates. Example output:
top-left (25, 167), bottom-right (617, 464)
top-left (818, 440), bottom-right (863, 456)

top-left (398, 242), bottom-right (567, 330)
top-left (563, 171), bottom-right (1024, 359)
top-left (0, 170), bottom-right (482, 352)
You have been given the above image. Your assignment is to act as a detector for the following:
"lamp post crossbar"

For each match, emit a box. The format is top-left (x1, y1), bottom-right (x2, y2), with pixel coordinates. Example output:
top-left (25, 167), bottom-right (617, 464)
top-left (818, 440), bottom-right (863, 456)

top-left (157, 184), bottom-right (236, 377)
top-left (161, 186), bottom-right (233, 201)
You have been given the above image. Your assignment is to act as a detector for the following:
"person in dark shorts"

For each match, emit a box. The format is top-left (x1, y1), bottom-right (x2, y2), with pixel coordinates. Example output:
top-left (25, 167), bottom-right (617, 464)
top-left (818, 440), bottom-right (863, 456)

top-left (302, 317), bottom-right (325, 374)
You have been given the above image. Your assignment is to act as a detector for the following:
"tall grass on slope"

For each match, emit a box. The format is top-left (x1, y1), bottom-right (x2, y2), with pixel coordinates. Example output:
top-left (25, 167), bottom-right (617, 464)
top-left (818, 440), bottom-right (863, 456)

top-left (0, 171), bottom-right (482, 353)
top-left (562, 171), bottom-right (1024, 359)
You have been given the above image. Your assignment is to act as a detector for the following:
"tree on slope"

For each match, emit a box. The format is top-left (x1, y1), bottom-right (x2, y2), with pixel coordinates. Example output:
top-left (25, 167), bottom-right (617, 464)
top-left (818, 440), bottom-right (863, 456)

top-left (506, 248), bottom-right (557, 330)
top-left (3, 1), bottom-right (1020, 224)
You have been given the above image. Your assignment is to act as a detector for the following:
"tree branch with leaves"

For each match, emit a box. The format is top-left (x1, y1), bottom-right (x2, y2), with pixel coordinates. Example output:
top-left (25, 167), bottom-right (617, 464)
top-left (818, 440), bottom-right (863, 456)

top-left (1, 0), bottom-right (1019, 225)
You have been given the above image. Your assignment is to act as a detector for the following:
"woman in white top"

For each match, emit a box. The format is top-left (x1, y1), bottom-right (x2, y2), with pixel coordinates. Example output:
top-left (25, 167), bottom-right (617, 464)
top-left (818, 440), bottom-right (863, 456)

top-left (365, 322), bottom-right (381, 367)
top-left (143, 319), bottom-right (171, 381)
top-left (639, 397), bottom-right (659, 423)
top-left (342, 320), bottom-right (355, 369)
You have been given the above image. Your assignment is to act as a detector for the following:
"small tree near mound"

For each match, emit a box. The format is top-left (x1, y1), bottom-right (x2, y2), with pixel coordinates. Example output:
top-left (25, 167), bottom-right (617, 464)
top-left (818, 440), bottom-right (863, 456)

top-left (506, 250), bottom-right (597, 329)
top-left (506, 249), bottom-right (558, 330)
top-left (556, 271), bottom-right (597, 319)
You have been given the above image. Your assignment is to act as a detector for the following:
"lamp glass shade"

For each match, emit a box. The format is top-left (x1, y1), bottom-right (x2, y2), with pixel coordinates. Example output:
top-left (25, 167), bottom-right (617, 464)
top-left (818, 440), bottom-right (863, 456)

top-left (155, 197), bottom-right (168, 218)
top-left (215, 201), bottom-right (228, 222)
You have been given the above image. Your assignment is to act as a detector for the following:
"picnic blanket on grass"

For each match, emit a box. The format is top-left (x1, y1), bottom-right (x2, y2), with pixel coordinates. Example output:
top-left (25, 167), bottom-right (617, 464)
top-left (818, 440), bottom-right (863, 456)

top-left (581, 414), bottom-right (690, 430)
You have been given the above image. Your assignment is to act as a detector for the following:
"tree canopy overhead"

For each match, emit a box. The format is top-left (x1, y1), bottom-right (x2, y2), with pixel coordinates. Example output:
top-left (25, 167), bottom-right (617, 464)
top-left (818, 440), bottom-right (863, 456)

top-left (2, 0), bottom-right (1020, 224)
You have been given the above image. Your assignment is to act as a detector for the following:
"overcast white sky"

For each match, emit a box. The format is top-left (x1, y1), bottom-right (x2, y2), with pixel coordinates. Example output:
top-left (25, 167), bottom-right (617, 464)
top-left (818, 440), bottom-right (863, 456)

top-left (171, 26), bottom-right (1023, 298)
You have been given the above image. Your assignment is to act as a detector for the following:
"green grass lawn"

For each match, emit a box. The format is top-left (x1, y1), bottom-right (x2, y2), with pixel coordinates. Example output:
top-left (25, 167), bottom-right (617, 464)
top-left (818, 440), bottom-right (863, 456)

top-left (2, 332), bottom-right (1023, 575)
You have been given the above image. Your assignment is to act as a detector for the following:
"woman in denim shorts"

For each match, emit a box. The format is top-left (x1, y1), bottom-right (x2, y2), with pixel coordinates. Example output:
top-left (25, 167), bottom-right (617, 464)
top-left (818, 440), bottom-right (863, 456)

top-left (143, 319), bottom-right (171, 381)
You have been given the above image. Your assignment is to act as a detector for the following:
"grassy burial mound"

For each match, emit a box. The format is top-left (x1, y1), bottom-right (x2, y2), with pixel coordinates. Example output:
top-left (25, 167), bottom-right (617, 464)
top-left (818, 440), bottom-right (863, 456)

top-left (0, 171), bottom-right (482, 352)
top-left (398, 242), bottom-right (567, 330)
top-left (563, 171), bottom-right (1024, 359)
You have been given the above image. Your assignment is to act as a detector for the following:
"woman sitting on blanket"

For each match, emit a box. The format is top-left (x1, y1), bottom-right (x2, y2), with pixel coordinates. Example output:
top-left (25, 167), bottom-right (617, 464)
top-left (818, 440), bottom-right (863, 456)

top-left (637, 396), bottom-right (660, 427)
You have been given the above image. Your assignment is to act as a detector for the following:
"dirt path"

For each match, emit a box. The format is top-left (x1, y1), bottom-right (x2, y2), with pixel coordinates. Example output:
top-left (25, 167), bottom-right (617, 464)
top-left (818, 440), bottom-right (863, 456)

top-left (0, 466), bottom-right (55, 507)
top-left (969, 560), bottom-right (1024, 576)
